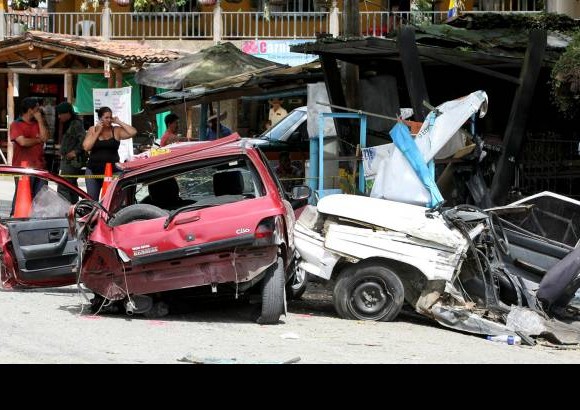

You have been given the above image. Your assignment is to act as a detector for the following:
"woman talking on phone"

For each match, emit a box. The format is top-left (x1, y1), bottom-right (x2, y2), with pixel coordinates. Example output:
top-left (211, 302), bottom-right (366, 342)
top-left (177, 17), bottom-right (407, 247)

top-left (83, 106), bottom-right (137, 200)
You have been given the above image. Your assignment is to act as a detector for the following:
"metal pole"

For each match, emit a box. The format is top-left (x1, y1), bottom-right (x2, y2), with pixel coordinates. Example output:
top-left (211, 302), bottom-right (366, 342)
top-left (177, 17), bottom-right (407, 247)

top-left (318, 113), bottom-right (325, 193)
top-left (308, 137), bottom-right (318, 204)
top-left (358, 114), bottom-right (366, 193)
top-left (316, 100), bottom-right (399, 121)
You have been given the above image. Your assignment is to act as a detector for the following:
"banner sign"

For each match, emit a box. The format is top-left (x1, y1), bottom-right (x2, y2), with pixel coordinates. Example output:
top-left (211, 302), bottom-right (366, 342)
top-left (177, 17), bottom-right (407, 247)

top-left (242, 39), bottom-right (317, 66)
top-left (92, 87), bottom-right (133, 163)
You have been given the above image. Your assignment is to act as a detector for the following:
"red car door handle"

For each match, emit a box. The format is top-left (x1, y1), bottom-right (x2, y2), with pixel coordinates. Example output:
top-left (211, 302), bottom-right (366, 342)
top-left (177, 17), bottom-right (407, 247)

top-left (174, 215), bottom-right (201, 226)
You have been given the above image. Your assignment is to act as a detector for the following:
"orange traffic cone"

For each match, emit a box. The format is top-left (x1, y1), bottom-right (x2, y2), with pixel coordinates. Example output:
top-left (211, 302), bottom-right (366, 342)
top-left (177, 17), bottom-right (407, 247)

top-left (13, 161), bottom-right (32, 218)
top-left (100, 163), bottom-right (113, 199)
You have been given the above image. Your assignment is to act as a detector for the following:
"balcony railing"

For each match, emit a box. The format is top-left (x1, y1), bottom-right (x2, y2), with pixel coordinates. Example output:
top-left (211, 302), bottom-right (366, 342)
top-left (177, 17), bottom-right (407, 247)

top-left (2, 9), bottom-right (543, 40)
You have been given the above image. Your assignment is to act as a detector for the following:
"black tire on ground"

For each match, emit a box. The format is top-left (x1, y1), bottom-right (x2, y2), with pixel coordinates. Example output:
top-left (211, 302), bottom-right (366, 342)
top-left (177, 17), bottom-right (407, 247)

top-left (287, 267), bottom-right (308, 300)
top-left (109, 204), bottom-right (169, 227)
top-left (333, 261), bottom-right (405, 322)
top-left (257, 256), bottom-right (286, 325)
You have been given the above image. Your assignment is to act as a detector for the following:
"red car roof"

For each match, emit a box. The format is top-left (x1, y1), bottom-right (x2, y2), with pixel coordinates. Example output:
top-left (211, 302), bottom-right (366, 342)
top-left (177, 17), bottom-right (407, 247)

top-left (119, 133), bottom-right (247, 175)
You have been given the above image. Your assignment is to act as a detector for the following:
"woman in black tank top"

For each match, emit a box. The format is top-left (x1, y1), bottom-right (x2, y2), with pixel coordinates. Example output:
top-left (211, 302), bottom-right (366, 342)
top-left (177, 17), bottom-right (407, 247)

top-left (83, 106), bottom-right (137, 200)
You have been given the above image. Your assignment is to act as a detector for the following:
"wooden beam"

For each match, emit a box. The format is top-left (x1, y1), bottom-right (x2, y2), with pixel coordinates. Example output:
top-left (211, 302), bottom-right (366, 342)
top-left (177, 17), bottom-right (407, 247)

top-left (399, 26), bottom-right (430, 121)
top-left (0, 67), bottom-right (136, 74)
top-left (491, 29), bottom-right (547, 205)
top-left (29, 42), bottom-right (125, 66)
top-left (10, 52), bottom-right (36, 68)
top-left (43, 52), bottom-right (68, 69)
top-left (0, 43), bottom-right (30, 56)
top-left (418, 47), bottom-right (521, 85)
top-left (37, 48), bottom-right (43, 69)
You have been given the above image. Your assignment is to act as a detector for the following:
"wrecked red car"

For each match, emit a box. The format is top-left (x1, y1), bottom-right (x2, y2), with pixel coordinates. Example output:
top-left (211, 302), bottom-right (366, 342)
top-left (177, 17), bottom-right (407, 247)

top-left (0, 135), bottom-right (309, 324)
top-left (0, 167), bottom-right (90, 289)
top-left (74, 134), bottom-right (309, 324)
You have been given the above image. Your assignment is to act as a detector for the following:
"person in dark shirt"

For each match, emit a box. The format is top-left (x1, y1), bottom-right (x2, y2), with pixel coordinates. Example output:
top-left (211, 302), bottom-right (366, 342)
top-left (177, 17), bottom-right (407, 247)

top-left (82, 106), bottom-right (137, 200)
top-left (55, 102), bottom-right (85, 204)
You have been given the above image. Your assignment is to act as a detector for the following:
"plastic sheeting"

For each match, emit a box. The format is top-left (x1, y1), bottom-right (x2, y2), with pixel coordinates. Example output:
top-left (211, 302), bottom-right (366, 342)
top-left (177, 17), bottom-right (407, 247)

top-left (363, 90), bottom-right (488, 207)
top-left (134, 42), bottom-right (282, 90)
top-left (30, 185), bottom-right (71, 218)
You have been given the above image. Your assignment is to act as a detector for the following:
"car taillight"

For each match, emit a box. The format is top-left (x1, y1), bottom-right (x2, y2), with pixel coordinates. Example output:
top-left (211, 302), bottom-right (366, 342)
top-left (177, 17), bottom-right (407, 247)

top-left (254, 217), bottom-right (276, 245)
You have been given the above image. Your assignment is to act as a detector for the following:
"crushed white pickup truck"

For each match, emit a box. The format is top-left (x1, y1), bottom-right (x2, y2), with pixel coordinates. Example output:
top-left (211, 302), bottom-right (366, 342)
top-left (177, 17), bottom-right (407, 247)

top-left (295, 193), bottom-right (580, 345)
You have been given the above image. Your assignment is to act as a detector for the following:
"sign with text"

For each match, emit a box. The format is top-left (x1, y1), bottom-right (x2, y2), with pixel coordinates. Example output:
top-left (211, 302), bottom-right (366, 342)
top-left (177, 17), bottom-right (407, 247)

top-left (92, 87), bottom-right (133, 163)
top-left (241, 40), bottom-right (317, 66)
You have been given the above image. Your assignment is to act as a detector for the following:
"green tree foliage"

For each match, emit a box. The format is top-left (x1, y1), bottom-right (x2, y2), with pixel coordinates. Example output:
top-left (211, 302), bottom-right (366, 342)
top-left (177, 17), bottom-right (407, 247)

top-left (10, 0), bottom-right (39, 10)
top-left (133, 0), bottom-right (188, 11)
top-left (552, 30), bottom-right (580, 118)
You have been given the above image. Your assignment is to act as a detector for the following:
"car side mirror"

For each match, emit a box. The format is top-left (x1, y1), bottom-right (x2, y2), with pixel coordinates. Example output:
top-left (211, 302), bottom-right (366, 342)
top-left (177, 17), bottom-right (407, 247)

top-left (290, 185), bottom-right (311, 201)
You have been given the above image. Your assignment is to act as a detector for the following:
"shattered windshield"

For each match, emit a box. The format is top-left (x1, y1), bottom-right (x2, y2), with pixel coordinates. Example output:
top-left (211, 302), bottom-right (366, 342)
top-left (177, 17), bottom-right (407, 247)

top-left (128, 156), bottom-right (266, 213)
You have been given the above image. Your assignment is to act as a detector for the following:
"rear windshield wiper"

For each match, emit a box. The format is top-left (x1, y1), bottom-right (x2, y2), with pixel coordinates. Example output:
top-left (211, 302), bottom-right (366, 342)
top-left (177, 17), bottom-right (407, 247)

top-left (163, 203), bottom-right (218, 229)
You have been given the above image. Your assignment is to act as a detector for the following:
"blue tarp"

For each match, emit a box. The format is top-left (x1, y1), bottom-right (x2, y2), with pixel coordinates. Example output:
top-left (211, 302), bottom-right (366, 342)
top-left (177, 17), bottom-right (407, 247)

top-left (389, 122), bottom-right (443, 208)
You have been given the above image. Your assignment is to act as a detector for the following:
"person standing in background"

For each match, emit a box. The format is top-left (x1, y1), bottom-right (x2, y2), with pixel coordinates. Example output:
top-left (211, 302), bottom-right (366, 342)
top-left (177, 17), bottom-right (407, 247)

top-left (160, 113), bottom-right (180, 147)
top-left (206, 112), bottom-right (232, 140)
top-left (9, 97), bottom-right (50, 215)
top-left (83, 106), bottom-right (137, 200)
top-left (275, 151), bottom-right (302, 192)
top-left (55, 102), bottom-right (85, 204)
top-left (268, 98), bottom-right (288, 127)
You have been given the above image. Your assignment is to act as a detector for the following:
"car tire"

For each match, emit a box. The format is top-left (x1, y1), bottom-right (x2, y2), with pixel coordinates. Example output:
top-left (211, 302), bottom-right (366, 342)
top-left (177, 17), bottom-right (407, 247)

top-left (109, 204), bottom-right (169, 227)
top-left (257, 256), bottom-right (285, 325)
top-left (333, 261), bottom-right (404, 322)
top-left (287, 266), bottom-right (308, 300)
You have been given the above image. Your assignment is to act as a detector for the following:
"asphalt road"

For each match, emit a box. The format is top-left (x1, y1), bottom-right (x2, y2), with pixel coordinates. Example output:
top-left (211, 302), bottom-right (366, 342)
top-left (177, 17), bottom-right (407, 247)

top-left (2, 177), bottom-right (580, 363)
top-left (1, 282), bottom-right (580, 364)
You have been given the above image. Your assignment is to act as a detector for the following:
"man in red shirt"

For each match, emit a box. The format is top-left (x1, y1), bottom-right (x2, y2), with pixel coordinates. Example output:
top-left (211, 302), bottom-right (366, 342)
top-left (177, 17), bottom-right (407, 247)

top-left (9, 97), bottom-right (50, 215)
top-left (160, 113), bottom-right (181, 147)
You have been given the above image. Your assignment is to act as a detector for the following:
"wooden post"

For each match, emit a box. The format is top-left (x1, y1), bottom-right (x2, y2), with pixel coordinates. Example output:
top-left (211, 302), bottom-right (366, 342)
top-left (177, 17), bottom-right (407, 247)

top-left (115, 68), bottom-right (123, 88)
top-left (186, 106), bottom-right (194, 140)
top-left (490, 29), bottom-right (547, 205)
top-left (320, 54), bottom-right (352, 144)
top-left (398, 26), bottom-right (430, 121)
top-left (7, 71), bottom-right (14, 165)
top-left (64, 73), bottom-right (73, 103)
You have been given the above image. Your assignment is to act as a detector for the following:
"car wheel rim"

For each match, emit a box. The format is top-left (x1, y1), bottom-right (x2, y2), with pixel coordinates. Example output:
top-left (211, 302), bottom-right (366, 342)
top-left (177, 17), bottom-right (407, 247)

top-left (348, 278), bottom-right (391, 320)
top-left (292, 267), bottom-right (306, 291)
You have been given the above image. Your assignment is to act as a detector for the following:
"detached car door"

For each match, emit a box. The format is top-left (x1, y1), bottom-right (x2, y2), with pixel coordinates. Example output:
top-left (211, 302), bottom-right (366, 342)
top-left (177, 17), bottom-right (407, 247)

top-left (0, 166), bottom-right (91, 288)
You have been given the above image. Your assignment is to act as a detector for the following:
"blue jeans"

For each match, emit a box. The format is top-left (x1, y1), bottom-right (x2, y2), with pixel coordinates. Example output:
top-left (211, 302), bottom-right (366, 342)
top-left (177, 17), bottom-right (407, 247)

top-left (85, 166), bottom-right (120, 200)
top-left (85, 167), bottom-right (103, 201)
